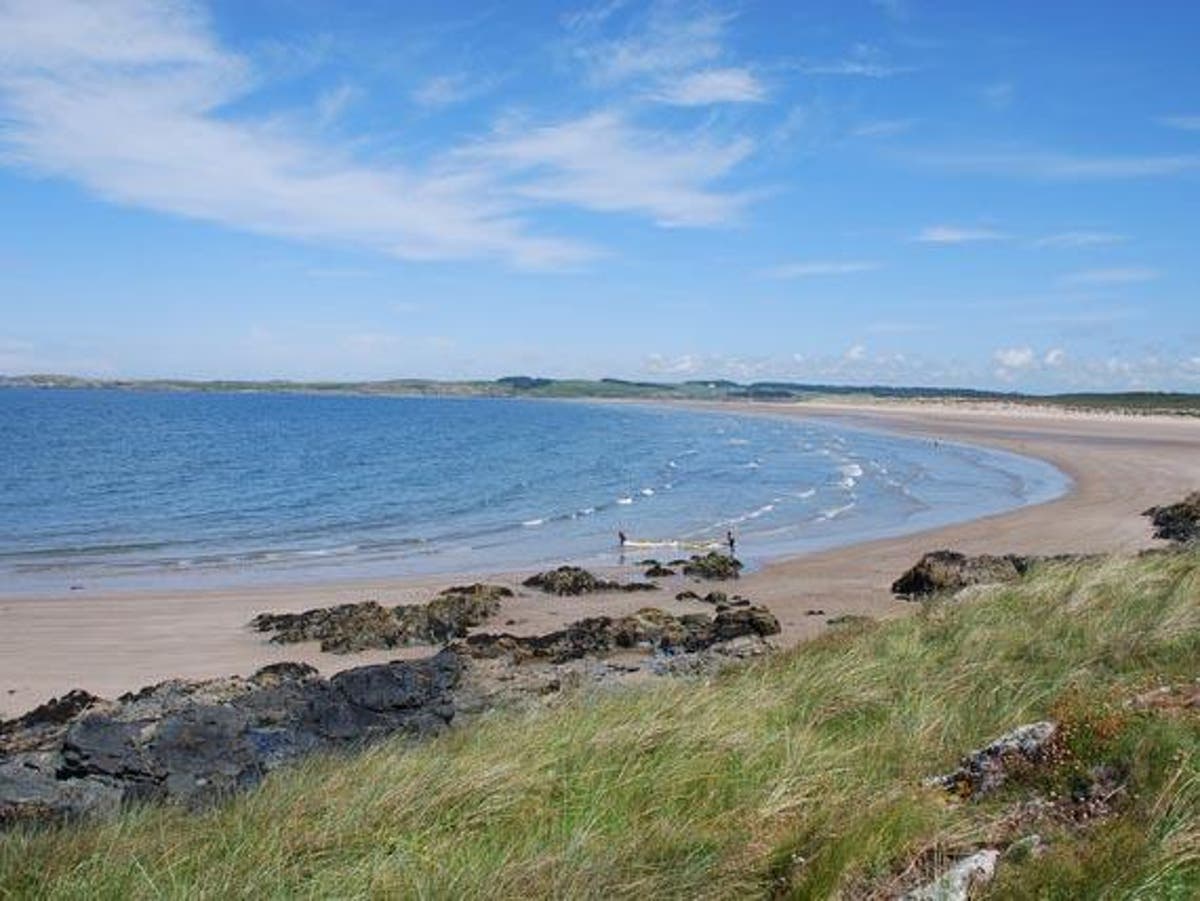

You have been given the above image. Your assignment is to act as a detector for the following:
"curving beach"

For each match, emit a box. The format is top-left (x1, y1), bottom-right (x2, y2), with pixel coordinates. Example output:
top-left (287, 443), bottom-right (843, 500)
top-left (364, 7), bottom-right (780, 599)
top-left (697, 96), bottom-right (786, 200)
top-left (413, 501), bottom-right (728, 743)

top-left (2, 399), bottom-right (1199, 719)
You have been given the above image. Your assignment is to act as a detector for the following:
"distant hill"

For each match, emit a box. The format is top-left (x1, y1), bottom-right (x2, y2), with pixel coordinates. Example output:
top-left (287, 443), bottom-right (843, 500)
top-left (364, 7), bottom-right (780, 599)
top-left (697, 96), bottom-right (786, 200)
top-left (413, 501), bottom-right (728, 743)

top-left (1, 373), bottom-right (1198, 415)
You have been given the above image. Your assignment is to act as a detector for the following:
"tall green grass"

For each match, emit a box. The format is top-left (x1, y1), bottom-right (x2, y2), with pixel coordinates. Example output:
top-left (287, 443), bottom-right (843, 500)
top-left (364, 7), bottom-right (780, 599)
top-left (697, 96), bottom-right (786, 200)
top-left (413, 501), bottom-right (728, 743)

top-left (2, 552), bottom-right (1198, 898)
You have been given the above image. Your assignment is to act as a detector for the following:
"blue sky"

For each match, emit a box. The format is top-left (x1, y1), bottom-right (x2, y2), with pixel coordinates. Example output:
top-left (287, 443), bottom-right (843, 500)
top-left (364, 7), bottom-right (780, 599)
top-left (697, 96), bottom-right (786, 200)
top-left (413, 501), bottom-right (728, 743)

top-left (0, 0), bottom-right (1198, 391)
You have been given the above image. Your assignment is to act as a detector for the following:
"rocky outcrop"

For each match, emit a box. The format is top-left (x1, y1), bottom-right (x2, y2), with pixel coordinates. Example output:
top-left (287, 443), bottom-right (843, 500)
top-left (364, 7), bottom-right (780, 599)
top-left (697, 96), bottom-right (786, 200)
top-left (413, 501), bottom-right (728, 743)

top-left (892, 551), bottom-right (1097, 598)
top-left (681, 552), bottom-right (742, 580)
top-left (458, 606), bottom-right (780, 665)
top-left (1143, 491), bottom-right (1200, 544)
top-left (903, 849), bottom-right (999, 901)
top-left (251, 583), bottom-right (511, 653)
top-left (522, 566), bottom-right (659, 595)
top-left (892, 551), bottom-right (1032, 597)
top-left (643, 564), bottom-right (675, 578)
top-left (925, 721), bottom-right (1057, 799)
top-left (0, 654), bottom-right (461, 826)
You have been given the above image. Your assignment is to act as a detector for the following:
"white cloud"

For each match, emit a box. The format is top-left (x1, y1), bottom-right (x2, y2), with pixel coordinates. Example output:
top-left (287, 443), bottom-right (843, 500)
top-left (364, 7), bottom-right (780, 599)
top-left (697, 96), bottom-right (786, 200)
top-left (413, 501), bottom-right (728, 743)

top-left (907, 149), bottom-right (1200, 180)
top-left (1157, 115), bottom-right (1200, 131)
top-left (993, 346), bottom-right (1036, 370)
top-left (573, 5), bottom-right (730, 84)
top-left (0, 0), bottom-right (763, 268)
top-left (763, 260), bottom-right (879, 278)
top-left (411, 73), bottom-right (483, 108)
top-left (1034, 231), bottom-right (1125, 248)
top-left (0, 0), bottom-right (597, 269)
top-left (1060, 267), bottom-right (1159, 286)
top-left (913, 225), bottom-right (1007, 244)
top-left (315, 82), bottom-right (358, 126)
top-left (843, 343), bottom-right (867, 362)
top-left (460, 111), bottom-right (754, 227)
top-left (793, 44), bottom-right (913, 78)
top-left (1043, 347), bottom-right (1066, 367)
top-left (651, 67), bottom-right (766, 106)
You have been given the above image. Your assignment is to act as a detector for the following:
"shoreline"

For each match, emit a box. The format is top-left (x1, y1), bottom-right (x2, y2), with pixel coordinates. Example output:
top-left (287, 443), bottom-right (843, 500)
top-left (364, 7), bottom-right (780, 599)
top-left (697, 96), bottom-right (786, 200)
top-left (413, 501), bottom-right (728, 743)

top-left (3, 399), bottom-right (1198, 718)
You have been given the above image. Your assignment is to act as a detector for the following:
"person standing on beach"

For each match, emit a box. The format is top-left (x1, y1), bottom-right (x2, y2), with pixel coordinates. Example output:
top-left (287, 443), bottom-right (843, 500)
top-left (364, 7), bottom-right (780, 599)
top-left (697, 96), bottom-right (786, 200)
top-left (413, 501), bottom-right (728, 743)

top-left (618, 530), bottom-right (627, 547)
top-left (726, 530), bottom-right (736, 556)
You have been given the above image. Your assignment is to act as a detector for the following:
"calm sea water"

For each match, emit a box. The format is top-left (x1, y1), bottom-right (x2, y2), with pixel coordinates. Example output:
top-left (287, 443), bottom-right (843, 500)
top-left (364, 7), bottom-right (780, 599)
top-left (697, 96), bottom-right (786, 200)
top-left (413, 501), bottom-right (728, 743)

top-left (0, 389), bottom-right (1068, 595)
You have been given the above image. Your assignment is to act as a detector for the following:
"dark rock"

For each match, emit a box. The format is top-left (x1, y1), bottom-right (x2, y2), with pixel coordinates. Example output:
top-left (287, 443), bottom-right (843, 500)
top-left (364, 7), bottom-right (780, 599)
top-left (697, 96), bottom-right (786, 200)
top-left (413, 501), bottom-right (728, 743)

top-left (0, 690), bottom-right (105, 755)
top-left (251, 584), bottom-right (510, 653)
top-left (643, 564), bottom-right (675, 578)
top-left (826, 614), bottom-right (873, 627)
top-left (804, 609), bottom-right (825, 616)
top-left (891, 551), bottom-right (1032, 597)
top-left (702, 591), bottom-right (727, 605)
top-left (522, 566), bottom-right (620, 595)
top-left (675, 590), bottom-right (701, 601)
top-left (1143, 491), bottom-right (1200, 544)
top-left (892, 551), bottom-right (1096, 598)
top-left (667, 558), bottom-right (690, 567)
top-left (681, 552), bottom-right (743, 580)
top-left (522, 567), bottom-right (659, 595)
top-left (0, 652), bottom-right (462, 824)
top-left (459, 606), bottom-right (779, 664)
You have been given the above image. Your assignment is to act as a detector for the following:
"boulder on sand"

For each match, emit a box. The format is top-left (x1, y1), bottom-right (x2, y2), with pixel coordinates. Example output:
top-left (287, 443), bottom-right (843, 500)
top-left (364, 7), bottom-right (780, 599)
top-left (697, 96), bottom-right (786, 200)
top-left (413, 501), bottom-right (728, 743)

top-left (251, 584), bottom-right (511, 653)
top-left (459, 606), bottom-right (780, 665)
top-left (891, 551), bottom-right (1031, 598)
top-left (681, 552), bottom-right (743, 580)
top-left (1143, 491), bottom-right (1200, 544)
top-left (522, 566), bottom-right (660, 595)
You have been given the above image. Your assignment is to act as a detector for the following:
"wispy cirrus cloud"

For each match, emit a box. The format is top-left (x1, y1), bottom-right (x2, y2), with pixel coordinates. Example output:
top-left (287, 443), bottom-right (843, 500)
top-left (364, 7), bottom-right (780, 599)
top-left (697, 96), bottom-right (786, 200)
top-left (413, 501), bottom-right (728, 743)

top-left (793, 43), bottom-right (914, 78)
top-left (905, 148), bottom-right (1200, 179)
top-left (568, 3), bottom-right (730, 84)
top-left (0, 0), bottom-right (593, 268)
top-left (913, 225), bottom-right (1008, 244)
top-left (651, 67), bottom-right (766, 106)
top-left (458, 111), bottom-right (755, 227)
top-left (1060, 267), bottom-right (1159, 286)
top-left (762, 260), bottom-right (880, 278)
top-left (0, 0), bottom-right (760, 268)
top-left (1034, 231), bottom-right (1126, 248)
top-left (411, 73), bottom-right (490, 108)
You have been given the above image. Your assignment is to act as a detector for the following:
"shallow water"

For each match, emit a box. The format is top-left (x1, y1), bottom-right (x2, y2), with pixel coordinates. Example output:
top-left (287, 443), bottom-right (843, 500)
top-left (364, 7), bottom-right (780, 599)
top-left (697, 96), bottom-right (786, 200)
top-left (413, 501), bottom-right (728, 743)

top-left (0, 390), bottom-right (1068, 594)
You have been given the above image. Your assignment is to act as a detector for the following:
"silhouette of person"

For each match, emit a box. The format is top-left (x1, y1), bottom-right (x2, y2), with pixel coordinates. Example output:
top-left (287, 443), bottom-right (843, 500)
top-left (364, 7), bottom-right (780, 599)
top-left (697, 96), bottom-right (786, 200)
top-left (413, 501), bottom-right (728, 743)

top-left (618, 530), bottom-right (627, 547)
top-left (726, 530), bottom-right (736, 555)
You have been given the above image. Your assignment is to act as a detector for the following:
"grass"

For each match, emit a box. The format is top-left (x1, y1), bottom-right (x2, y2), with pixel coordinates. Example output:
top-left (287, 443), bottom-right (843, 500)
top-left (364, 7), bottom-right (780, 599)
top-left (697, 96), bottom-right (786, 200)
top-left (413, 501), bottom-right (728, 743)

top-left (1, 551), bottom-right (1198, 898)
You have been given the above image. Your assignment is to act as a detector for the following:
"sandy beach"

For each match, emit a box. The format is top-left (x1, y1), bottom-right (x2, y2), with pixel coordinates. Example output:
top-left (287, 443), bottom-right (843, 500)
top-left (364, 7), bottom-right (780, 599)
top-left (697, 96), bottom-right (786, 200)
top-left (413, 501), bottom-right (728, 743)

top-left (3, 399), bottom-right (1199, 719)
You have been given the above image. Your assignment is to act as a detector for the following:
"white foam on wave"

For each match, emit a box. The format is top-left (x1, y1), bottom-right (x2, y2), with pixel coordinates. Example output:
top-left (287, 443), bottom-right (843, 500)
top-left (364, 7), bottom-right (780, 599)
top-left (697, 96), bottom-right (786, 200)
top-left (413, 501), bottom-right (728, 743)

top-left (668, 460), bottom-right (678, 468)
top-left (522, 518), bottom-right (545, 527)
top-left (728, 437), bottom-right (750, 446)
top-left (839, 463), bottom-right (864, 479)
top-left (815, 501), bottom-right (856, 522)
top-left (617, 497), bottom-right (634, 505)
top-left (640, 487), bottom-right (655, 496)
top-left (796, 488), bottom-right (816, 499)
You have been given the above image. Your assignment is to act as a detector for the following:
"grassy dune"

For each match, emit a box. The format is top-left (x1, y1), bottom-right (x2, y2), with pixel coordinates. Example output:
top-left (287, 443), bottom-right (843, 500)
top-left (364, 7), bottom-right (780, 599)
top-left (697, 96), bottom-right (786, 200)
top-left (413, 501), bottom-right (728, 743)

top-left (2, 552), bottom-right (1198, 898)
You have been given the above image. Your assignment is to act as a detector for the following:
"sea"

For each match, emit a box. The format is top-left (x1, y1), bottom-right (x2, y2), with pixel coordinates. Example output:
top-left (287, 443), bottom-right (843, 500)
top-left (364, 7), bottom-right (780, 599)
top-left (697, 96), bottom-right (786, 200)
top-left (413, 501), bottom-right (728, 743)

top-left (0, 389), bottom-right (1069, 595)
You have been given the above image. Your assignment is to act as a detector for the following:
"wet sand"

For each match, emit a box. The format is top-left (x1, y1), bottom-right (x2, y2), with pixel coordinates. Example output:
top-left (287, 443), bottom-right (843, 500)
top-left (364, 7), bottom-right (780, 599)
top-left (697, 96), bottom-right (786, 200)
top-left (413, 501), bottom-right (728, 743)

top-left (3, 399), bottom-right (1198, 719)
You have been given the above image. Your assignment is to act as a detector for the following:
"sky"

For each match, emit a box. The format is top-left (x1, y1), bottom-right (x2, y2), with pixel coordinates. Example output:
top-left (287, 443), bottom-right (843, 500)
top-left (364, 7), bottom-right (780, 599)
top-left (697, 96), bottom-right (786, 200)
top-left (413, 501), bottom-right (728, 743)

top-left (0, 0), bottom-right (1198, 391)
